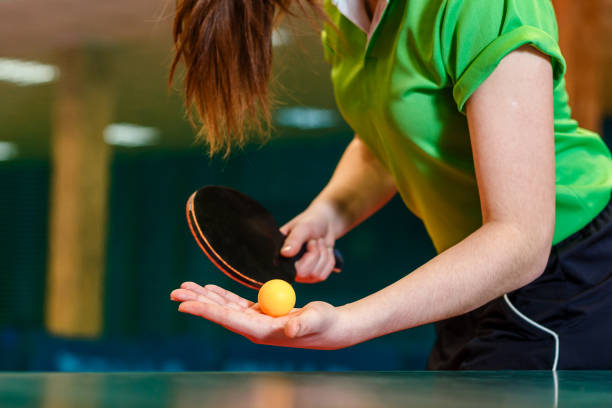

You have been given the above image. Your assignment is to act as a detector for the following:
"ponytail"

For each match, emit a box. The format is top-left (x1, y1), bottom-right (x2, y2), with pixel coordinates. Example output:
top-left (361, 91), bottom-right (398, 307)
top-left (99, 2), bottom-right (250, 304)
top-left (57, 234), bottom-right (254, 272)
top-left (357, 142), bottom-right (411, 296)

top-left (169, 0), bottom-right (324, 156)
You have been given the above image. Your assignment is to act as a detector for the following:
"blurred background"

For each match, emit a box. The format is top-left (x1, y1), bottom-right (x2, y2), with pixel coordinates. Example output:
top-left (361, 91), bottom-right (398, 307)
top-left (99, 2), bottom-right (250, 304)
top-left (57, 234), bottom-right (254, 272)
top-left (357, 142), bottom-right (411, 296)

top-left (0, 0), bottom-right (611, 372)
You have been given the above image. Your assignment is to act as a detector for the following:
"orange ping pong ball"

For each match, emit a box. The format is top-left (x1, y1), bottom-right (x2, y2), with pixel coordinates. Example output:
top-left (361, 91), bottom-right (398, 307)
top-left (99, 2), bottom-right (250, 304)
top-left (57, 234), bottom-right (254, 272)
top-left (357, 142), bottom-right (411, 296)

top-left (258, 279), bottom-right (296, 317)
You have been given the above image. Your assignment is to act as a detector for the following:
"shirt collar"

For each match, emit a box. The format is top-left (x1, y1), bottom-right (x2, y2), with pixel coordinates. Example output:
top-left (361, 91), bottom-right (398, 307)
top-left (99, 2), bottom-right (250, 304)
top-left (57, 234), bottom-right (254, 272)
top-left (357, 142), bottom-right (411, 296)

top-left (331, 0), bottom-right (389, 38)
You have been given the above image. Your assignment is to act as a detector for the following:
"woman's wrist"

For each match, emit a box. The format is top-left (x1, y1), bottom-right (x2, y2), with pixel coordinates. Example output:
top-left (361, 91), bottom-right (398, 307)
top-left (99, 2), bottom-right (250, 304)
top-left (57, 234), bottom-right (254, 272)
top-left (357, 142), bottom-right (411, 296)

top-left (308, 197), bottom-right (353, 240)
top-left (333, 302), bottom-right (370, 347)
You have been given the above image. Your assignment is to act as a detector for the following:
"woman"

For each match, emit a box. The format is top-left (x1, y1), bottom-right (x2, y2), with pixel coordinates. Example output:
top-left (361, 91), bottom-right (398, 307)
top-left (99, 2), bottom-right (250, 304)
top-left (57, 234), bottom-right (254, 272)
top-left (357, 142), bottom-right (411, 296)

top-left (169, 0), bottom-right (612, 369)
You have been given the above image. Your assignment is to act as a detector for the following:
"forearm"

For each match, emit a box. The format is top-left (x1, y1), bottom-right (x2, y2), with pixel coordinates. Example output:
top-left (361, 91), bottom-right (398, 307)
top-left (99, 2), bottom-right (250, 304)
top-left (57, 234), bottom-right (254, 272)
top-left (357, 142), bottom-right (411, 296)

top-left (335, 48), bottom-right (557, 346)
top-left (338, 221), bottom-right (553, 345)
top-left (311, 135), bottom-right (397, 238)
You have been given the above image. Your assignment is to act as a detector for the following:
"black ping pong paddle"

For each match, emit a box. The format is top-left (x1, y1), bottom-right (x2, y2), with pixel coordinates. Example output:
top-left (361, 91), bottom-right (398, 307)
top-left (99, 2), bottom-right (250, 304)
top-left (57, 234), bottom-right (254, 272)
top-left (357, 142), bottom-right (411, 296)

top-left (186, 185), bottom-right (344, 290)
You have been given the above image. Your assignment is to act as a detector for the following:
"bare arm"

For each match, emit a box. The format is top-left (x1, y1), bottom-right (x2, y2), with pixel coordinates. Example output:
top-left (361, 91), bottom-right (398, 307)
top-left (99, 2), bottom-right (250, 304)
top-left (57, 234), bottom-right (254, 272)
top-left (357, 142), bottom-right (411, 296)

top-left (338, 46), bottom-right (556, 343)
top-left (311, 135), bottom-right (397, 238)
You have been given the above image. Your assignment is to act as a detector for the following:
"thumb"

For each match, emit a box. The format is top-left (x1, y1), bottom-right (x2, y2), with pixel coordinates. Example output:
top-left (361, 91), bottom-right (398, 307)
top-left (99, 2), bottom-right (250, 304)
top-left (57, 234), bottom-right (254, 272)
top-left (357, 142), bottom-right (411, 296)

top-left (285, 307), bottom-right (324, 338)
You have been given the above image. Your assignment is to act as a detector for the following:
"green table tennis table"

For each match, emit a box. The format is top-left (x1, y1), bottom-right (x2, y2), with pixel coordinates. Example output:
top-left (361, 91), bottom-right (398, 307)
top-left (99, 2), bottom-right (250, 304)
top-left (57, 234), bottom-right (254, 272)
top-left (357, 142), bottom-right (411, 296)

top-left (1, 371), bottom-right (611, 407)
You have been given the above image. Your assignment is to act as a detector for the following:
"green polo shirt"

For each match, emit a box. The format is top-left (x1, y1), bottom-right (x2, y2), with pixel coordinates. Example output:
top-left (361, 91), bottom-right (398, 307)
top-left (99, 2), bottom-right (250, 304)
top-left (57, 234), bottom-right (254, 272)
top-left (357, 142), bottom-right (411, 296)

top-left (321, 0), bottom-right (612, 252)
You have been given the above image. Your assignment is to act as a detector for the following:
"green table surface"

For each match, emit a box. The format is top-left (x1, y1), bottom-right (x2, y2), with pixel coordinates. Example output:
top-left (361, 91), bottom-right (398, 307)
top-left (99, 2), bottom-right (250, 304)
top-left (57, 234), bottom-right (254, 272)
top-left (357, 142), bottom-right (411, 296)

top-left (1, 371), bottom-right (611, 408)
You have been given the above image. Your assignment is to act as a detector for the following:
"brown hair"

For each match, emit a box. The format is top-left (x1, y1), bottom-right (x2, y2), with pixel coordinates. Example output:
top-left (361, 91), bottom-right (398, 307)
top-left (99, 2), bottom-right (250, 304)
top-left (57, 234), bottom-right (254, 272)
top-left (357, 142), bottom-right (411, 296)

top-left (169, 0), bottom-right (325, 156)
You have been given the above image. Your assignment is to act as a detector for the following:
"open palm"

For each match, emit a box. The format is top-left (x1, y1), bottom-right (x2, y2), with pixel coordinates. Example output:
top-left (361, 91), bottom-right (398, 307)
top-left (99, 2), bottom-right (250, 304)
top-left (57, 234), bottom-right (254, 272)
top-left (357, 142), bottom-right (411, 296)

top-left (170, 282), bottom-right (349, 349)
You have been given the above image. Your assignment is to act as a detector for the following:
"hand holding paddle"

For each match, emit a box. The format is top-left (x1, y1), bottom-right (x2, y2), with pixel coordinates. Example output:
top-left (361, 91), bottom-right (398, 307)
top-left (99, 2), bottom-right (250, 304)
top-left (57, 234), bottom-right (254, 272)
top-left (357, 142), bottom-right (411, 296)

top-left (280, 199), bottom-right (345, 283)
top-left (186, 185), bottom-right (344, 289)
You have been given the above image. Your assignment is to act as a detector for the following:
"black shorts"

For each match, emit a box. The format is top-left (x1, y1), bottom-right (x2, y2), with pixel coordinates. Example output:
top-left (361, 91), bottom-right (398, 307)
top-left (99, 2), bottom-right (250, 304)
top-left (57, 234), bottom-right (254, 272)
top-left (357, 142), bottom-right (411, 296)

top-left (428, 197), bottom-right (612, 370)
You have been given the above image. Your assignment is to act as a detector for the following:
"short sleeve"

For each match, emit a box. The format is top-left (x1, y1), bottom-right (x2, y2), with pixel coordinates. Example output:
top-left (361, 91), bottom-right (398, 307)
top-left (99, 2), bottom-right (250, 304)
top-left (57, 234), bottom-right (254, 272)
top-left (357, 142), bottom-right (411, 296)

top-left (441, 0), bottom-right (567, 113)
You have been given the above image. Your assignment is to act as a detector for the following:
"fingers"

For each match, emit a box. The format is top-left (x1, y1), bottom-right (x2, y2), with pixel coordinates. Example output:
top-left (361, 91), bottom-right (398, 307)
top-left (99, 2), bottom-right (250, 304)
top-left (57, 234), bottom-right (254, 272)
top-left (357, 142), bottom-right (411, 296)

top-left (204, 284), bottom-right (253, 308)
top-left (179, 281), bottom-right (206, 295)
top-left (295, 239), bottom-right (336, 283)
top-left (171, 282), bottom-right (252, 311)
top-left (181, 281), bottom-right (248, 306)
top-left (183, 283), bottom-right (229, 305)
top-left (171, 288), bottom-right (214, 304)
top-left (322, 245), bottom-right (337, 277)
top-left (294, 239), bottom-right (319, 283)
top-left (315, 240), bottom-right (336, 281)
top-left (178, 301), bottom-right (258, 336)
top-left (172, 287), bottom-right (243, 312)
